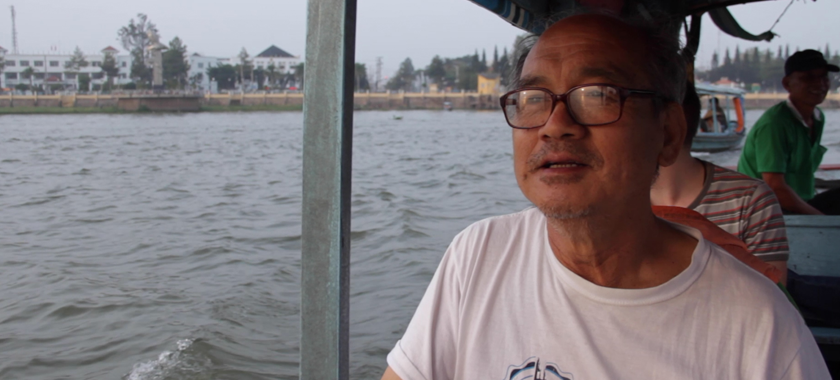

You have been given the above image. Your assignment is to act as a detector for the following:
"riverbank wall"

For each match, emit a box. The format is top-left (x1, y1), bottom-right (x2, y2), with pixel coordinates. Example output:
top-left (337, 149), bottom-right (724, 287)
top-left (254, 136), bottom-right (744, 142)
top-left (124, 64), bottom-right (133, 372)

top-left (0, 92), bottom-right (499, 111)
top-left (2, 92), bottom-right (840, 112)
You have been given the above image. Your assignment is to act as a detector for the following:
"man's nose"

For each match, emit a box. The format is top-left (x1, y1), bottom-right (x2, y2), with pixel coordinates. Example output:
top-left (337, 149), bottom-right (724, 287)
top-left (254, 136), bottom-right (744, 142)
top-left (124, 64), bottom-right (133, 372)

top-left (539, 101), bottom-right (587, 140)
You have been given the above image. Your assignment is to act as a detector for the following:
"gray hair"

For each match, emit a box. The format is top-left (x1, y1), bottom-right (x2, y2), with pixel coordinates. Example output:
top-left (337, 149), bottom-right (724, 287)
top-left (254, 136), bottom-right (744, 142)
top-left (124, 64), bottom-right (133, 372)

top-left (509, 10), bottom-right (686, 104)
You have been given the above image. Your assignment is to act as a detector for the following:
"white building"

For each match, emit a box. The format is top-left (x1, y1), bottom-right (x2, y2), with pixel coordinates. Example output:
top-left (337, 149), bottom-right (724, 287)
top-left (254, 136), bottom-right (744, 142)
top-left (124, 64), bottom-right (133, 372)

top-left (187, 53), bottom-right (229, 92)
top-left (251, 45), bottom-right (300, 75)
top-left (189, 45), bottom-right (301, 92)
top-left (0, 43), bottom-right (301, 93)
top-left (1, 46), bottom-right (133, 92)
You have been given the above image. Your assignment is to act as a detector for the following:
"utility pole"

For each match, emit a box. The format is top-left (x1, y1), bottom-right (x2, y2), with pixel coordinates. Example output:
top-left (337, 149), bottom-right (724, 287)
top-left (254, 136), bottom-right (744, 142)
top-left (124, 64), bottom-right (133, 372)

top-left (374, 57), bottom-right (382, 92)
top-left (11, 6), bottom-right (19, 54)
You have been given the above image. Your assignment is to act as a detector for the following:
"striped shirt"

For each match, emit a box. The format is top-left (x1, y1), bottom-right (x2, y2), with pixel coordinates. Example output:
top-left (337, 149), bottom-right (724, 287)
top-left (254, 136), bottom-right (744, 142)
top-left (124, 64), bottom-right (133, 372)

top-left (689, 160), bottom-right (789, 262)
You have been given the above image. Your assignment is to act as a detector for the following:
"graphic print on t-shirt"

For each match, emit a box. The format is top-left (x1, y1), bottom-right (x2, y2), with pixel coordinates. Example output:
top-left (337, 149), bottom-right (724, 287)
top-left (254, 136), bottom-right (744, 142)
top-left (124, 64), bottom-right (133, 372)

top-left (505, 357), bottom-right (574, 380)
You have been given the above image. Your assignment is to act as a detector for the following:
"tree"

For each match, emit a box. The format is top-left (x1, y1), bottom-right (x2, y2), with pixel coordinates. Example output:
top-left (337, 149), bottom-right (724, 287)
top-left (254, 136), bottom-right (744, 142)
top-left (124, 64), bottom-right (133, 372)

top-left (101, 52), bottom-right (120, 91)
top-left (354, 63), bottom-right (370, 91)
top-left (499, 47), bottom-right (511, 87)
top-left (723, 48), bottom-right (731, 66)
top-left (118, 13), bottom-right (157, 55)
top-left (493, 46), bottom-right (499, 71)
top-left (189, 73), bottom-right (203, 90)
top-left (128, 49), bottom-right (150, 88)
top-left (22, 67), bottom-right (35, 90)
top-left (253, 67), bottom-right (267, 89)
top-left (162, 37), bottom-right (189, 89)
top-left (237, 48), bottom-right (252, 89)
top-left (785, 44), bottom-right (790, 59)
top-left (266, 64), bottom-right (278, 88)
top-left (118, 14), bottom-right (157, 87)
top-left (78, 73), bottom-right (91, 92)
top-left (426, 56), bottom-right (446, 86)
top-left (386, 58), bottom-right (415, 91)
top-left (207, 64), bottom-right (237, 90)
top-left (292, 63), bottom-right (305, 90)
top-left (65, 46), bottom-right (89, 75)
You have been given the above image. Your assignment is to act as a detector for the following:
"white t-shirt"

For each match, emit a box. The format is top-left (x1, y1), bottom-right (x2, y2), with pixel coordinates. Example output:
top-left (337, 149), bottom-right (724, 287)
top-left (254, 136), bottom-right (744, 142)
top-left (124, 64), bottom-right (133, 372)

top-left (387, 207), bottom-right (828, 380)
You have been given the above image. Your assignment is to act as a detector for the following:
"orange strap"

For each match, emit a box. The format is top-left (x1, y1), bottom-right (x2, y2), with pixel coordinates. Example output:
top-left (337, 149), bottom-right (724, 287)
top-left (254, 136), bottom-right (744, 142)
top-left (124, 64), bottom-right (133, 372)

top-left (653, 206), bottom-right (781, 283)
top-left (733, 97), bottom-right (745, 133)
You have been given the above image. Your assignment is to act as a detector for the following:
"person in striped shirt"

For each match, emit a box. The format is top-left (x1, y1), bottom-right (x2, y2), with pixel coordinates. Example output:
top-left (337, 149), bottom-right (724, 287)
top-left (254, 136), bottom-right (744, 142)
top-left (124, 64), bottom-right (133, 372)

top-left (651, 81), bottom-right (789, 284)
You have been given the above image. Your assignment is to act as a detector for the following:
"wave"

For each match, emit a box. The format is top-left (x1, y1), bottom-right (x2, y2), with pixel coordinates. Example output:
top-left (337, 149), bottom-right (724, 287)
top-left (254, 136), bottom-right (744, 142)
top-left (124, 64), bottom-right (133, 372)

top-left (124, 338), bottom-right (208, 380)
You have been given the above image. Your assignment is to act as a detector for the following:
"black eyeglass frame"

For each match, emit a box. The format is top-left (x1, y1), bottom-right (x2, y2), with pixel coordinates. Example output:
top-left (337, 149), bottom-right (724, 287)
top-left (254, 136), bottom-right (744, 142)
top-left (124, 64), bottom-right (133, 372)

top-left (499, 83), bottom-right (663, 129)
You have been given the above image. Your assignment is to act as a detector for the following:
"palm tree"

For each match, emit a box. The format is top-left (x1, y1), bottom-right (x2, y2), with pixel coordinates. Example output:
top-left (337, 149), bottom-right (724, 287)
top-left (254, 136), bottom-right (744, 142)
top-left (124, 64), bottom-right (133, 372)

top-left (293, 63), bottom-right (304, 90)
top-left (0, 55), bottom-right (6, 89)
top-left (22, 67), bottom-right (35, 91)
top-left (266, 64), bottom-right (278, 90)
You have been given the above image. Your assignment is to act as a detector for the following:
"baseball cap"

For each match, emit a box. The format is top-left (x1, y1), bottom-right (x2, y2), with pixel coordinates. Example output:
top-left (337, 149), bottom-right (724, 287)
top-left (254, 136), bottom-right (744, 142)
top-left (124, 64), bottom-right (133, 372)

top-left (785, 49), bottom-right (840, 76)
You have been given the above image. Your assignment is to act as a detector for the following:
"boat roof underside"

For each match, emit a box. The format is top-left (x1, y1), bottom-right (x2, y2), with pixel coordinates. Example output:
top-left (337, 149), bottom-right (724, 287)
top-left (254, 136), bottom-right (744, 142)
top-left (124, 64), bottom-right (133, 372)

top-left (467, 0), bottom-right (776, 37)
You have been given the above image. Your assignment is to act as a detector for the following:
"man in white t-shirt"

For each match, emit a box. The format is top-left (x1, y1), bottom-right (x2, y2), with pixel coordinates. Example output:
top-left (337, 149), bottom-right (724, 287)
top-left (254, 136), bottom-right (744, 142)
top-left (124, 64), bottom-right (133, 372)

top-left (381, 12), bottom-right (829, 380)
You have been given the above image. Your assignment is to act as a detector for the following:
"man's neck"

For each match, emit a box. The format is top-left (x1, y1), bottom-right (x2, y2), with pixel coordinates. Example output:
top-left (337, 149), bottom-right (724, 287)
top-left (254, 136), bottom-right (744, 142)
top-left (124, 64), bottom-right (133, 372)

top-left (650, 150), bottom-right (706, 208)
top-left (545, 206), bottom-right (696, 289)
top-left (789, 98), bottom-right (816, 127)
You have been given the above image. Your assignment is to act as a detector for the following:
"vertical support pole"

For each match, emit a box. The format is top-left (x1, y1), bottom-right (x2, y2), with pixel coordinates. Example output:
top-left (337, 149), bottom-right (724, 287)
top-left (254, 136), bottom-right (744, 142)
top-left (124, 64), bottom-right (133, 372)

top-left (301, 0), bottom-right (356, 379)
top-left (712, 97), bottom-right (719, 133)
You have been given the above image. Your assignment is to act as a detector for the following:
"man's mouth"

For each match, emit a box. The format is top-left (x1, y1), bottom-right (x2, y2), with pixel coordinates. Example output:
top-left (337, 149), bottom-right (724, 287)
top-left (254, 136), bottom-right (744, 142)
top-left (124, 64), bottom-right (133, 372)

top-left (541, 161), bottom-right (587, 169)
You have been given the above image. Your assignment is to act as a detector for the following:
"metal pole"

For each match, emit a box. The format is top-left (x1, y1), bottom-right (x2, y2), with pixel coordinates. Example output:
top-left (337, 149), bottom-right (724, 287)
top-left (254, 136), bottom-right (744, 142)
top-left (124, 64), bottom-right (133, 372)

top-left (300, 0), bottom-right (356, 378)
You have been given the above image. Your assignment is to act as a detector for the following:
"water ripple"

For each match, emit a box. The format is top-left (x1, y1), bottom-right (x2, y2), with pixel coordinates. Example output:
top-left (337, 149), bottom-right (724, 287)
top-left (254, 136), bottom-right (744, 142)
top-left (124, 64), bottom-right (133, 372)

top-left (3, 110), bottom-right (831, 379)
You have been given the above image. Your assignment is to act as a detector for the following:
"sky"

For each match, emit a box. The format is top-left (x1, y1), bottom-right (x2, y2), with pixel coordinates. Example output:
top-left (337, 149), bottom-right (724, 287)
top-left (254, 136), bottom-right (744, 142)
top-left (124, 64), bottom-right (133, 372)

top-left (0, 0), bottom-right (838, 77)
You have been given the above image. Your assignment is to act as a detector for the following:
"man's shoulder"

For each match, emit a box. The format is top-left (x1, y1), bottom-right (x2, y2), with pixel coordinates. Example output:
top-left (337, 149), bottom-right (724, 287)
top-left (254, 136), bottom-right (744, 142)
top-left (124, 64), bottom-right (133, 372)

top-left (752, 101), bottom-right (793, 131)
top-left (702, 243), bottom-right (791, 309)
top-left (442, 207), bottom-right (545, 284)
top-left (708, 162), bottom-right (760, 183)
top-left (702, 162), bottom-right (772, 201)
top-left (757, 101), bottom-right (790, 118)
top-left (700, 243), bottom-right (819, 375)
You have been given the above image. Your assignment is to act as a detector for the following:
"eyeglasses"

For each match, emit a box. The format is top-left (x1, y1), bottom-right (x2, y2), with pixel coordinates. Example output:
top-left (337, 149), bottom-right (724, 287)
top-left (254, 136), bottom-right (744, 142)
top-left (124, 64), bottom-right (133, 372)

top-left (499, 84), bottom-right (661, 129)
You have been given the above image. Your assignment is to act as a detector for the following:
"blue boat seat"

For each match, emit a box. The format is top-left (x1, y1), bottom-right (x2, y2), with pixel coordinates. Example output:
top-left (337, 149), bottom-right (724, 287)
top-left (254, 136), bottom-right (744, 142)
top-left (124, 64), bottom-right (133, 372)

top-left (784, 215), bottom-right (840, 348)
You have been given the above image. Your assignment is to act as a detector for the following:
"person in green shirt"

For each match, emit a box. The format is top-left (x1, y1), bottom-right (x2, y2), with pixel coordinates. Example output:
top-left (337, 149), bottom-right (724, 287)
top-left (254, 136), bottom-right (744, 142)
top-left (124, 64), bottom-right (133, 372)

top-left (738, 49), bottom-right (839, 215)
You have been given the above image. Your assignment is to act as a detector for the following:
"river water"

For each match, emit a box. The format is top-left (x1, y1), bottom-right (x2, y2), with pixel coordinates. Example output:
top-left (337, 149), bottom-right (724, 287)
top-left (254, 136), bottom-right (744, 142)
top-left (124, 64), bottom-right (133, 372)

top-left (0, 110), bottom-right (838, 379)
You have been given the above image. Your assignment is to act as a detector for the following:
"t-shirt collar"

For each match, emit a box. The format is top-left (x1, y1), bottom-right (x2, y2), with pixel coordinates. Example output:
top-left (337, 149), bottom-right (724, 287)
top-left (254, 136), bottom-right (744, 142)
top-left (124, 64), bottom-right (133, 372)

top-left (786, 98), bottom-right (821, 128)
top-left (543, 216), bottom-right (708, 306)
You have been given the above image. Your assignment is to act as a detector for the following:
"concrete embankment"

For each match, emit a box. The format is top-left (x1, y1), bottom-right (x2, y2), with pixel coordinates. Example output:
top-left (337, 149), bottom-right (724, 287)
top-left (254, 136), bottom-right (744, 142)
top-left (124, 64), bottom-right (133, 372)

top-left (0, 91), bottom-right (500, 112)
top-left (1, 92), bottom-right (839, 113)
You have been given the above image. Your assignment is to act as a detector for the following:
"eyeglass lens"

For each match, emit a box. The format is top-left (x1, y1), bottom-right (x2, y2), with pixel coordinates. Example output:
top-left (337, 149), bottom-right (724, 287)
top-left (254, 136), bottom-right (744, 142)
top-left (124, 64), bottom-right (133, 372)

top-left (503, 85), bottom-right (622, 128)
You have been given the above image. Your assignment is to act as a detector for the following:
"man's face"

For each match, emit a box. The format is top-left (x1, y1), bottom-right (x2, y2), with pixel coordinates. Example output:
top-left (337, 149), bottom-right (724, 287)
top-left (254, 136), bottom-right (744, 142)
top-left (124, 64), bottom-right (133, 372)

top-left (784, 67), bottom-right (830, 107)
top-left (512, 15), bottom-right (683, 219)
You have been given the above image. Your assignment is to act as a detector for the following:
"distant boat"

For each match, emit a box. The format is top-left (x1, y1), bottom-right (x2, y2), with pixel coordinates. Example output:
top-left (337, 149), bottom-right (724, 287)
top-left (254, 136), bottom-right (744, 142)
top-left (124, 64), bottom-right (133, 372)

top-left (393, 115), bottom-right (403, 120)
top-left (443, 101), bottom-right (453, 111)
top-left (690, 83), bottom-right (747, 153)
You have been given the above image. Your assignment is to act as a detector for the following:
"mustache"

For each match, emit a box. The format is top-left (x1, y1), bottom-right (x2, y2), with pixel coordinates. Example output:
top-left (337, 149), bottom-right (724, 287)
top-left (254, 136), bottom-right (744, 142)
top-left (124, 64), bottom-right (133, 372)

top-left (526, 141), bottom-right (604, 171)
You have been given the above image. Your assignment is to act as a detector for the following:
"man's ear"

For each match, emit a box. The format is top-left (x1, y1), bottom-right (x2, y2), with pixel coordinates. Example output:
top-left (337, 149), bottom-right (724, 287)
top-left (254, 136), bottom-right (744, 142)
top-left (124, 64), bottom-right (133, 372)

top-left (782, 76), bottom-right (790, 92)
top-left (657, 102), bottom-right (686, 168)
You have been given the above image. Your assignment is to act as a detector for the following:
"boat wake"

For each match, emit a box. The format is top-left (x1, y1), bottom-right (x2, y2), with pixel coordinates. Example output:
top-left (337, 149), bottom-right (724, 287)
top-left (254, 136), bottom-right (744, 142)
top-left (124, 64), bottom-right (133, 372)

top-left (125, 338), bottom-right (205, 380)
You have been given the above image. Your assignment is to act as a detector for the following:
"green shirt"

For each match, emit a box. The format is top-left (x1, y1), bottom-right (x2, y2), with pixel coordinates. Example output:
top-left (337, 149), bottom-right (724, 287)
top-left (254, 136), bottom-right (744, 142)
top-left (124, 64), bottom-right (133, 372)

top-left (738, 101), bottom-right (827, 201)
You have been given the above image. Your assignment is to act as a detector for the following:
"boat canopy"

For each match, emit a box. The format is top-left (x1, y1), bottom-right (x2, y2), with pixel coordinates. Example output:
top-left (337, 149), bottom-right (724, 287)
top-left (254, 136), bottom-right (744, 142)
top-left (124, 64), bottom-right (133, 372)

top-left (694, 82), bottom-right (746, 97)
top-left (467, 0), bottom-right (777, 42)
